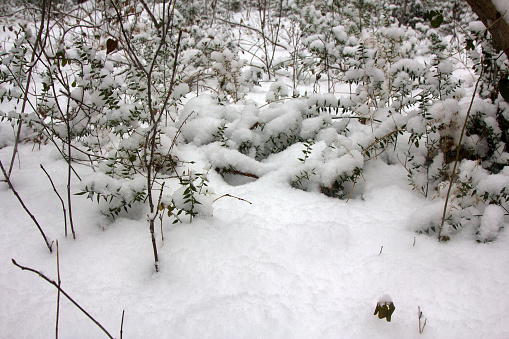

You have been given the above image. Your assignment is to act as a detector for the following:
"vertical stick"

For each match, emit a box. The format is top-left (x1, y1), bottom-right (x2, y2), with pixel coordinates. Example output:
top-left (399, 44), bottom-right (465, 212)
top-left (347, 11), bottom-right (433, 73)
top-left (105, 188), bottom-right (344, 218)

top-left (55, 241), bottom-right (61, 339)
top-left (41, 165), bottom-right (68, 237)
top-left (160, 214), bottom-right (164, 242)
top-left (438, 73), bottom-right (482, 240)
top-left (120, 310), bottom-right (125, 339)
top-left (149, 218), bottom-right (159, 272)
top-left (66, 99), bottom-right (76, 240)
top-left (8, 0), bottom-right (50, 178)
top-left (12, 259), bottom-right (114, 339)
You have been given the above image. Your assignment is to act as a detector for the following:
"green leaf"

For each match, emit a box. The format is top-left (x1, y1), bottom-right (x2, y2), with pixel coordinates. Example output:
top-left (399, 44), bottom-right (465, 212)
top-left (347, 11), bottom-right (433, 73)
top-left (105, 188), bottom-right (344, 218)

top-left (440, 235), bottom-right (450, 242)
top-left (429, 10), bottom-right (444, 28)
top-left (465, 39), bottom-right (475, 51)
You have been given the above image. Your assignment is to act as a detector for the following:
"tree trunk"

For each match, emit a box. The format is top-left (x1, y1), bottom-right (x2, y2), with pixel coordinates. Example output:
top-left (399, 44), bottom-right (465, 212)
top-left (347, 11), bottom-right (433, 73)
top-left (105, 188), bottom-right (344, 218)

top-left (465, 0), bottom-right (509, 59)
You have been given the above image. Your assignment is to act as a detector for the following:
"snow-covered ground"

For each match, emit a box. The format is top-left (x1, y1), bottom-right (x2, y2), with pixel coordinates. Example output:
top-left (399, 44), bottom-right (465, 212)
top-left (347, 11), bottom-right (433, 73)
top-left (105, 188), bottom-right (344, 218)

top-left (1, 1), bottom-right (509, 338)
top-left (1, 137), bottom-right (508, 338)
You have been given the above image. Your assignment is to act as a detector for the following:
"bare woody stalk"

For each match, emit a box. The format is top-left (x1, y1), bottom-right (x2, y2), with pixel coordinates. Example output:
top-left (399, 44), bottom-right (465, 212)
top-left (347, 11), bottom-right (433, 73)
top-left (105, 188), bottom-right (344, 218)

top-left (465, 0), bottom-right (509, 60)
top-left (0, 160), bottom-right (53, 253)
top-left (438, 72), bottom-right (483, 240)
top-left (139, 0), bottom-right (159, 28)
top-left (145, 30), bottom-right (183, 272)
top-left (41, 165), bottom-right (68, 237)
top-left (44, 36), bottom-right (81, 240)
top-left (65, 93), bottom-right (76, 239)
top-left (120, 310), bottom-right (125, 339)
top-left (257, 0), bottom-right (284, 79)
top-left (12, 259), bottom-right (114, 339)
top-left (55, 241), bottom-right (61, 339)
top-left (112, 0), bottom-right (182, 272)
top-left (418, 306), bottom-right (427, 334)
top-left (8, 0), bottom-right (51, 178)
top-left (145, 1), bottom-right (181, 273)
top-left (267, 0), bottom-right (284, 79)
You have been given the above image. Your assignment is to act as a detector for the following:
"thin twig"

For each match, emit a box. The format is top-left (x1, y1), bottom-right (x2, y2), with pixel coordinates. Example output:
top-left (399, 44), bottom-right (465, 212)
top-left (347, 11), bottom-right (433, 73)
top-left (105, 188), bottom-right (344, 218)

top-left (8, 0), bottom-right (50, 178)
top-left (215, 167), bottom-right (259, 179)
top-left (438, 73), bottom-right (482, 240)
top-left (139, 0), bottom-right (159, 28)
top-left (362, 130), bottom-right (403, 158)
top-left (418, 306), bottom-right (427, 334)
top-left (1, 160), bottom-right (53, 253)
top-left (213, 194), bottom-right (253, 204)
top-left (259, 96), bottom-right (291, 108)
top-left (215, 17), bottom-right (287, 50)
top-left (12, 259), bottom-right (114, 339)
top-left (41, 165), bottom-right (68, 237)
top-left (55, 241), bottom-right (61, 339)
top-left (120, 310), bottom-right (125, 339)
top-left (147, 181), bottom-right (165, 273)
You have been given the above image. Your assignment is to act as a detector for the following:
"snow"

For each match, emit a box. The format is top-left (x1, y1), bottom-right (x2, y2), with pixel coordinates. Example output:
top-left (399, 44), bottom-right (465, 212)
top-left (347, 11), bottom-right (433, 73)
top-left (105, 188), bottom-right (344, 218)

top-left (381, 26), bottom-right (405, 40)
top-left (492, 0), bottom-right (509, 25)
top-left (467, 21), bottom-right (486, 33)
top-left (171, 83), bottom-right (190, 101)
top-left (390, 59), bottom-right (424, 77)
top-left (478, 204), bottom-right (506, 242)
top-left (378, 294), bottom-right (393, 305)
top-left (0, 139), bottom-right (508, 338)
top-left (477, 168), bottom-right (509, 196)
top-left (1, 2), bottom-right (509, 338)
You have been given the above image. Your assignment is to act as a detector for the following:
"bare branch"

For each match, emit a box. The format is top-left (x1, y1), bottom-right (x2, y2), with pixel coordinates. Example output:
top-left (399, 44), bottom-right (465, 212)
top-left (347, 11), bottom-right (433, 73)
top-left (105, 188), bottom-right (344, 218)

top-left (12, 259), bottom-right (114, 339)
top-left (1, 160), bottom-right (53, 253)
top-left (41, 164), bottom-right (68, 237)
top-left (213, 194), bottom-right (253, 205)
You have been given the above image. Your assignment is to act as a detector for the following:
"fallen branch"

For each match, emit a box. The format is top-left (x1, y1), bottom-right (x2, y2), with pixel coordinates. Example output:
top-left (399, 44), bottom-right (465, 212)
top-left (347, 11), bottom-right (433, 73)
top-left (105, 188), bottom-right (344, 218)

top-left (12, 259), bottom-right (114, 339)
top-left (215, 167), bottom-right (259, 179)
top-left (213, 194), bottom-right (253, 205)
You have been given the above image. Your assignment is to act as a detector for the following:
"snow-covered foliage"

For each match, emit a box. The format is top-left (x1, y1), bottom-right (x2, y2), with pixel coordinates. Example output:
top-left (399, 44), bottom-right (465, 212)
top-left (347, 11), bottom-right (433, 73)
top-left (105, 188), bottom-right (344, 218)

top-left (1, 0), bottom-right (509, 335)
top-left (1, 0), bottom-right (507, 238)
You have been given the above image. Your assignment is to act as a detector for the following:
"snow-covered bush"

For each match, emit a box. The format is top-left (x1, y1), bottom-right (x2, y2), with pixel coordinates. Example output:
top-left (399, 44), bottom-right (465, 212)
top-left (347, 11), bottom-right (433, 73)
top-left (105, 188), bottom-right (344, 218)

top-left (291, 138), bottom-right (363, 199)
top-left (211, 49), bottom-right (248, 102)
top-left (265, 79), bottom-right (290, 102)
top-left (164, 169), bottom-right (214, 224)
top-left (1, 0), bottom-right (507, 252)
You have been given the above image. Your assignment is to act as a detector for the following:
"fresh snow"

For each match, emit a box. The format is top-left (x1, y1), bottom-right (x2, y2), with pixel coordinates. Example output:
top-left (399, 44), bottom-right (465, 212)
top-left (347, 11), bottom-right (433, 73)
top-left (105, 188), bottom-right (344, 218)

top-left (493, 0), bottom-right (509, 25)
top-left (1, 1), bottom-right (509, 338)
top-left (1, 139), bottom-right (509, 338)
